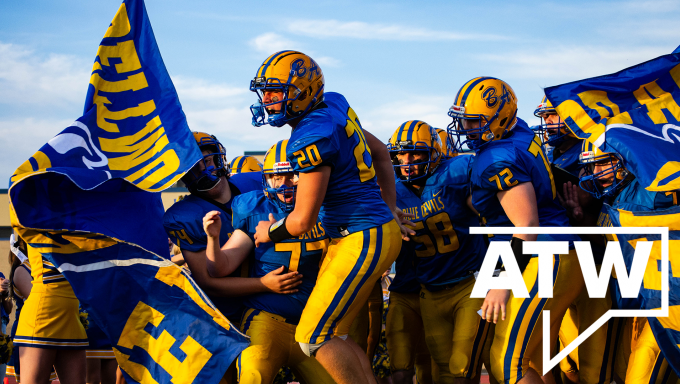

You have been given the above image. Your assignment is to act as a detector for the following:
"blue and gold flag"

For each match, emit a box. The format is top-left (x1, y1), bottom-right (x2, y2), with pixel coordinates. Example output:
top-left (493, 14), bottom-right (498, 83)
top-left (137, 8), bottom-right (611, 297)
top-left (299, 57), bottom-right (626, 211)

top-left (9, 1), bottom-right (248, 383)
top-left (602, 204), bottom-right (680, 375)
top-left (544, 52), bottom-right (680, 193)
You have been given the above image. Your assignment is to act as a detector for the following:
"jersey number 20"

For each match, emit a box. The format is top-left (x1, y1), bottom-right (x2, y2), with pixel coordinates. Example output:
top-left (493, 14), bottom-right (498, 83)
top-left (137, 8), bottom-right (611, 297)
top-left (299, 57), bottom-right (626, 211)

top-left (345, 107), bottom-right (376, 182)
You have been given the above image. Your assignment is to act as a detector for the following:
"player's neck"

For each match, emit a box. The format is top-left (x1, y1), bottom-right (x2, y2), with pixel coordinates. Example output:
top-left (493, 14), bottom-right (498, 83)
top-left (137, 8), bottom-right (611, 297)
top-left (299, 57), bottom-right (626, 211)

top-left (555, 138), bottom-right (579, 154)
top-left (195, 177), bottom-right (231, 204)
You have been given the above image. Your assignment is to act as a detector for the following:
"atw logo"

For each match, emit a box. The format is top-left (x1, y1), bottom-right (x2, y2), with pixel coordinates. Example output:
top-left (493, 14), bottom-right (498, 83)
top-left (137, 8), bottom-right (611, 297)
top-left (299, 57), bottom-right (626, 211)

top-left (470, 227), bottom-right (670, 375)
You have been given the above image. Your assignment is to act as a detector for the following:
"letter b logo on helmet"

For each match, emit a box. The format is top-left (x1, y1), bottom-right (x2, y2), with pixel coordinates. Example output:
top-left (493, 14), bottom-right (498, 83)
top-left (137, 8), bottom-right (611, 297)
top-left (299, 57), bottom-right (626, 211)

top-left (482, 87), bottom-right (498, 108)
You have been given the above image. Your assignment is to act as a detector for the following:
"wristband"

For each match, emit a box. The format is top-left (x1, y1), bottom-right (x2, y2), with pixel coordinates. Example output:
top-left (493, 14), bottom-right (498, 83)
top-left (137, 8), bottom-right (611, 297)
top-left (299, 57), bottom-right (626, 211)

top-left (269, 217), bottom-right (294, 243)
top-left (511, 237), bottom-right (532, 274)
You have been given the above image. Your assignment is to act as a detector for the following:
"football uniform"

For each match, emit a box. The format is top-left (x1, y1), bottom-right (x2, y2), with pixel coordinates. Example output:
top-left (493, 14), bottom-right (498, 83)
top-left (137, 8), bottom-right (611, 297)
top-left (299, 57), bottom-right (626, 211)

top-left (386, 182), bottom-right (432, 382)
top-left (163, 172), bottom-right (261, 323)
top-left (548, 138), bottom-right (615, 384)
top-left (470, 119), bottom-right (583, 384)
top-left (401, 155), bottom-right (489, 383)
top-left (14, 242), bottom-right (88, 350)
top-left (595, 179), bottom-right (677, 384)
top-left (231, 190), bottom-right (334, 384)
top-left (288, 92), bottom-right (402, 346)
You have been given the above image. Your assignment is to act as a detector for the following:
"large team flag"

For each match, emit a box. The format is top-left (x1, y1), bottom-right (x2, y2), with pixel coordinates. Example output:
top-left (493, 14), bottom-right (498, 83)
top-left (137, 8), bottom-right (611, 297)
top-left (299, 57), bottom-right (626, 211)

top-left (545, 53), bottom-right (680, 374)
top-left (8, 1), bottom-right (249, 383)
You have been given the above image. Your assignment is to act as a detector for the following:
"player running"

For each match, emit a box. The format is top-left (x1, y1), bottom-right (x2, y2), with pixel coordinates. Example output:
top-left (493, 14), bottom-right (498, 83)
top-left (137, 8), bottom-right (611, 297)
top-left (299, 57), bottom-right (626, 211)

top-left (449, 77), bottom-right (584, 384)
top-left (388, 120), bottom-right (489, 384)
top-left (249, 51), bottom-right (410, 384)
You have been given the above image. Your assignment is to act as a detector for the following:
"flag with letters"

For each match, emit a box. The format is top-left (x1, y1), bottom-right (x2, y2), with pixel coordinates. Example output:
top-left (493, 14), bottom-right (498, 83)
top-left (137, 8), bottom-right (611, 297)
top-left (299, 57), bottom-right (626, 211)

top-left (545, 53), bottom-right (680, 375)
top-left (544, 52), bottom-right (680, 193)
top-left (602, 204), bottom-right (680, 376)
top-left (8, 1), bottom-right (248, 383)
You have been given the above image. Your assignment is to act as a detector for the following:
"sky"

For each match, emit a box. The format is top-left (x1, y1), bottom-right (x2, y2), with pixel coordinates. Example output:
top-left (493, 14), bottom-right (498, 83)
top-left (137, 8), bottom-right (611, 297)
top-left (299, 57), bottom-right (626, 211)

top-left (0, 0), bottom-right (679, 187)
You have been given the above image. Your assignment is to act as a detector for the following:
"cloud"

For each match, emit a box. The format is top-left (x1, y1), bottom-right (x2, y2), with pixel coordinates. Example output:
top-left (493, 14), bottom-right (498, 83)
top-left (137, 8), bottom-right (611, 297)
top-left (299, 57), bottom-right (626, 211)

top-left (0, 42), bottom-right (90, 107)
top-left (0, 117), bottom-right (75, 183)
top-left (249, 33), bottom-right (302, 54)
top-left (477, 45), bottom-right (670, 84)
top-left (357, 95), bottom-right (453, 142)
top-left (173, 76), bottom-right (248, 109)
top-left (286, 19), bottom-right (508, 41)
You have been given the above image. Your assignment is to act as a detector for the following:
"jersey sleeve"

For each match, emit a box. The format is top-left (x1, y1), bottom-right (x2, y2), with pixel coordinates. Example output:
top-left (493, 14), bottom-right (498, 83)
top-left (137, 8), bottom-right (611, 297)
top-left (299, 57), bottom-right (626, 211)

top-left (479, 153), bottom-right (531, 192)
top-left (287, 134), bottom-right (338, 173)
top-left (230, 196), bottom-right (253, 238)
top-left (163, 210), bottom-right (207, 253)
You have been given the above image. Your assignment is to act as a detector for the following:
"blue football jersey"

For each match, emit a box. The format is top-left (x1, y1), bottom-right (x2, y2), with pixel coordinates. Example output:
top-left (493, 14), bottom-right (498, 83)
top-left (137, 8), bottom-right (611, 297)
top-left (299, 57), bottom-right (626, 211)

top-left (548, 140), bottom-right (582, 177)
top-left (409, 155), bottom-right (488, 288)
top-left (390, 181), bottom-right (422, 294)
top-left (471, 119), bottom-right (578, 243)
top-left (287, 92), bottom-right (394, 239)
top-left (232, 190), bottom-right (328, 322)
top-left (597, 179), bottom-right (677, 310)
top-left (162, 172), bottom-right (261, 321)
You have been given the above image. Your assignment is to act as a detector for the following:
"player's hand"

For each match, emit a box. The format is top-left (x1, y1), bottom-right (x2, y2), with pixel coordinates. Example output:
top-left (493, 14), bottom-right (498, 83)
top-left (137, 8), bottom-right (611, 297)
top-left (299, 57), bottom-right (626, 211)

top-left (557, 182), bottom-right (583, 222)
top-left (481, 289), bottom-right (510, 324)
top-left (260, 266), bottom-right (303, 294)
top-left (202, 211), bottom-right (222, 239)
top-left (254, 213), bottom-right (277, 247)
top-left (393, 208), bottom-right (416, 241)
top-left (0, 278), bottom-right (8, 293)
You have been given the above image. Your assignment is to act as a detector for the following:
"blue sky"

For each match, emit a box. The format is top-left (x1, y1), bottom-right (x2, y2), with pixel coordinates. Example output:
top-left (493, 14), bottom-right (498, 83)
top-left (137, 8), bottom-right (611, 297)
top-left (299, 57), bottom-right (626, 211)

top-left (1, 0), bottom-right (679, 186)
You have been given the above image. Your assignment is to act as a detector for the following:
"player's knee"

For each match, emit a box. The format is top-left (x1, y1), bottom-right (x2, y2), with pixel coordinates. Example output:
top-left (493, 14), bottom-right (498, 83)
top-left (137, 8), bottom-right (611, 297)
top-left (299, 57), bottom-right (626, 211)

top-left (449, 351), bottom-right (471, 378)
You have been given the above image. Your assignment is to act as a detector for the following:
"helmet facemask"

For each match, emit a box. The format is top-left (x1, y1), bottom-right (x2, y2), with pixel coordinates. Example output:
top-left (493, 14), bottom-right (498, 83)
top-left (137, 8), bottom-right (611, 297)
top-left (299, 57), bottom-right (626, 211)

top-left (263, 168), bottom-right (298, 212)
top-left (579, 150), bottom-right (631, 199)
top-left (388, 141), bottom-right (440, 183)
top-left (534, 104), bottom-right (571, 147)
top-left (447, 101), bottom-right (517, 152)
top-left (183, 141), bottom-right (228, 193)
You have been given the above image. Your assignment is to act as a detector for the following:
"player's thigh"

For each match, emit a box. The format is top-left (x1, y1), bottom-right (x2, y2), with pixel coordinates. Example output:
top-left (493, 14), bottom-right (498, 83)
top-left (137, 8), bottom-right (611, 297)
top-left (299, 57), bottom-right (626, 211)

top-left (238, 309), bottom-right (292, 384)
top-left (420, 286), bottom-right (455, 381)
top-left (288, 338), bottom-right (336, 384)
top-left (386, 291), bottom-right (423, 371)
top-left (450, 277), bottom-right (489, 380)
top-left (296, 221), bottom-right (401, 345)
top-left (572, 288), bottom-right (616, 384)
top-left (490, 252), bottom-right (582, 384)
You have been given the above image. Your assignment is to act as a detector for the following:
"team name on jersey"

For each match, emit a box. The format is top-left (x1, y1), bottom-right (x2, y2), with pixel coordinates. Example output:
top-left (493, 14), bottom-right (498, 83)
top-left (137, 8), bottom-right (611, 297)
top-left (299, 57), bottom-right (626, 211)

top-left (597, 211), bottom-right (613, 228)
top-left (421, 196), bottom-right (446, 218)
top-left (402, 206), bottom-right (421, 220)
top-left (298, 221), bottom-right (326, 240)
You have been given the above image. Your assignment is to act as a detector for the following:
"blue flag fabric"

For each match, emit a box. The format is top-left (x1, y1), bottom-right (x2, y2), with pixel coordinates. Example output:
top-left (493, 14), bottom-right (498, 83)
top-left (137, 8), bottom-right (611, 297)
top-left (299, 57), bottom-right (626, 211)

top-left (8, 1), bottom-right (249, 383)
top-left (602, 204), bottom-right (680, 375)
top-left (544, 53), bottom-right (680, 193)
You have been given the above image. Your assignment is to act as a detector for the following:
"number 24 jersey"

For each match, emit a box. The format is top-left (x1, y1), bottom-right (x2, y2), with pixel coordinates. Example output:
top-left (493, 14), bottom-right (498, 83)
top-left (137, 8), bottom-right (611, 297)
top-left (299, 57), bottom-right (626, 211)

top-left (287, 92), bottom-right (394, 239)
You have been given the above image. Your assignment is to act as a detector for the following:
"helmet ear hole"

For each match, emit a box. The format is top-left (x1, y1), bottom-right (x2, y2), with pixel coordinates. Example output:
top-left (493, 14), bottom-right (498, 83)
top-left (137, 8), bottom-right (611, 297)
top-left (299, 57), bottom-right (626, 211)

top-left (499, 117), bottom-right (508, 127)
top-left (298, 90), bottom-right (308, 102)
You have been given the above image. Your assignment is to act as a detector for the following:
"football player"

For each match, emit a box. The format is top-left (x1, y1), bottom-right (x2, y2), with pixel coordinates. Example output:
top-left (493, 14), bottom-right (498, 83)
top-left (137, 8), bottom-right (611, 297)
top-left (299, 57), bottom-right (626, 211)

top-left (388, 120), bottom-right (489, 384)
top-left (386, 147), bottom-right (432, 384)
top-left (449, 77), bottom-right (584, 384)
top-left (435, 127), bottom-right (457, 159)
top-left (203, 139), bottom-right (335, 384)
top-left (163, 132), bottom-right (302, 383)
top-left (536, 96), bottom-right (615, 384)
top-left (249, 51), bottom-right (410, 384)
top-left (230, 155), bottom-right (264, 174)
top-left (575, 142), bottom-right (679, 384)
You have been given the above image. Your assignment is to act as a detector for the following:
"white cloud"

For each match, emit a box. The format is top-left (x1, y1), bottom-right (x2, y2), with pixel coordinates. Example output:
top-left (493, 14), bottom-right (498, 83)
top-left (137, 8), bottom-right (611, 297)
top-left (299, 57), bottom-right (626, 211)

top-left (356, 95), bottom-right (453, 142)
top-left (249, 33), bottom-right (302, 54)
top-left (0, 117), bottom-right (75, 183)
top-left (477, 45), bottom-right (670, 84)
top-left (286, 19), bottom-right (509, 41)
top-left (0, 42), bottom-right (90, 107)
top-left (172, 76), bottom-right (248, 109)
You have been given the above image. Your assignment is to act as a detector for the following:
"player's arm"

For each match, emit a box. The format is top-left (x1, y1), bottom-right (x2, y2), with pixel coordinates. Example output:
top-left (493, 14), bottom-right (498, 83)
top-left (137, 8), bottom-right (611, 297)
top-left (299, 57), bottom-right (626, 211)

top-left (204, 211), bottom-right (254, 277)
top-left (181, 248), bottom-right (302, 296)
top-left (481, 182), bottom-right (539, 324)
top-left (364, 129), bottom-right (415, 239)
